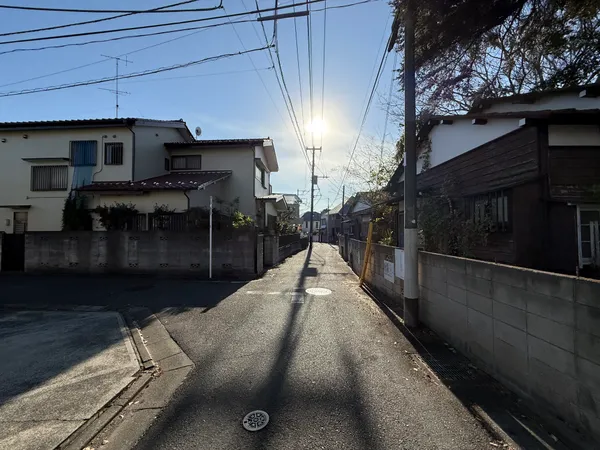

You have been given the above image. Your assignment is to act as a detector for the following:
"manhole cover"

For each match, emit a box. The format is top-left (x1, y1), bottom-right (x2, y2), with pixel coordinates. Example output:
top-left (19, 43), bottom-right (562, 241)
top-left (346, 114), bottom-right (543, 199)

top-left (242, 410), bottom-right (269, 431)
top-left (305, 288), bottom-right (332, 296)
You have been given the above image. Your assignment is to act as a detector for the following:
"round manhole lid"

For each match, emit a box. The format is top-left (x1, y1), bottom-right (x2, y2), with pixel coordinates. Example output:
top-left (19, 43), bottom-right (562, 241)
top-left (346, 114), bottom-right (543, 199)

top-left (305, 288), bottom-right (332, 296)
top-left (242, 410), bottom-right (269, 431)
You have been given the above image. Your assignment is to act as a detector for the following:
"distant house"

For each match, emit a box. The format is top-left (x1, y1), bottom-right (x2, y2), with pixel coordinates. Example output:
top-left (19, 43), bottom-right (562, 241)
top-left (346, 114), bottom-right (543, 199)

top-left (274, 193), bottom-right (302, 226)
top-left (301, 211), bottom-right (320, 237)
top-left (388, 83), bottom-right (600, 275)
top-left (342, 194), bottom-right (372, 241)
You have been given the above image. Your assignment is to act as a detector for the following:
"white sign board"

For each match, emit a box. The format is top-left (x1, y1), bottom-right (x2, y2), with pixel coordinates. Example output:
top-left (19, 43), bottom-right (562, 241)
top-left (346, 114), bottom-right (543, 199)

top-left (395, 248), bottom-right (405, 280)
top-left (383, 258), bottom-right (395, 282)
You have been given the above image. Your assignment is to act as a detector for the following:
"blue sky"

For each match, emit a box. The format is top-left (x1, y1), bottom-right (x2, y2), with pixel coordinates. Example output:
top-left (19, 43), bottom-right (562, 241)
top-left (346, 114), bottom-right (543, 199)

top-left (0, 0), bottom-right (399, 213)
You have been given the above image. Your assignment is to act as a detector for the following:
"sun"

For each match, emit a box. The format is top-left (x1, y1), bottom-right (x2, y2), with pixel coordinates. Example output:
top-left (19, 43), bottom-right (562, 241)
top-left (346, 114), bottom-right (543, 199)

top-left (306, 118), bottom-right (326, 135)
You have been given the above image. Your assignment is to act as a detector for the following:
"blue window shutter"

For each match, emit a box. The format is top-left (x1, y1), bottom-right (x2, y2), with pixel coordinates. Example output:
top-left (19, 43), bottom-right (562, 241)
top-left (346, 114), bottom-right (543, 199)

top-left (70, 141), bottom-right (97, 166)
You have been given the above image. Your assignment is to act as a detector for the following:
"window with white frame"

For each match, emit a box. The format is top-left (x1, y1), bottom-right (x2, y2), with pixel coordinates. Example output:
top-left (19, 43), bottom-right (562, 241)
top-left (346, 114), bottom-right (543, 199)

top-left (578, 206), bottom-right (600, 267)
top-left (171, 155), bottom-right (202, 170)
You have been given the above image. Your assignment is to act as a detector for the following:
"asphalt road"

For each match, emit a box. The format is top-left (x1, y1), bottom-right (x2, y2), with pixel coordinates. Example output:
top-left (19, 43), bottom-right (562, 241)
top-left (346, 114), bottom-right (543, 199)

top-left (128, 243), bottom-right (494, 450)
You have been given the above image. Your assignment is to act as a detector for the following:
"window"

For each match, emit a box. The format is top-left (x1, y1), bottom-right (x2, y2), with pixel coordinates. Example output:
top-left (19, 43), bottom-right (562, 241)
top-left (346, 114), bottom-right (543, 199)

top-left (70, 140), bottom-right (97, 166)
top-left (578, 207), bottom-right (600, 267)
top-left (31, 165), bottom-right (68, 191)
top-left (104, 142), bottom-right (123, 165)
top-left (164, 158), bottom-right (170, 171)
top-left (465, 189), bottom-right (511, 232)
top-left (171, 155), bottom-right (201, 170)
top-left (255, 164), bottom-right (266, 188)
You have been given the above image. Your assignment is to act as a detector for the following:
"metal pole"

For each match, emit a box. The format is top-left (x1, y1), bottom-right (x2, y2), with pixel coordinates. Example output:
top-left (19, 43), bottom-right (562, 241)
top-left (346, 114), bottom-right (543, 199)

top-left (209, 195), bottom-right (213, 279)
top-left (403, 0), bottom-right (419, 327)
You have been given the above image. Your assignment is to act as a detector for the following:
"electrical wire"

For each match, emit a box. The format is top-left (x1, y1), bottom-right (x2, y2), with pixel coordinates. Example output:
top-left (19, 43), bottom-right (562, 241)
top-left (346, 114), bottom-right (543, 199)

top-left (0, 2), bottom-right (229, 13)
top-left (333, 31), bottom-right (393, 203)
top-left (220, 3), bottom-right (301, 166)
top-left (119, 66), bottom-right (272, 84)
top-left (254, 0), bottom-right (312, 168)
top-left (293, 9), bottom-right (307, 145)
top-left (0, 18), bottom-right (255, 56)
top-left (0, 1), bottom-right (219, 38)
top-left (0, 46), bottom-right (271, 97)
top-left (0, 1), bottom-right (378, 56)
top-left (320, 0), bottom-right (327, 147)
top-left (0, 0), bottom-right (326, 45)
top-left (306, 0), bottom-right (315, 148)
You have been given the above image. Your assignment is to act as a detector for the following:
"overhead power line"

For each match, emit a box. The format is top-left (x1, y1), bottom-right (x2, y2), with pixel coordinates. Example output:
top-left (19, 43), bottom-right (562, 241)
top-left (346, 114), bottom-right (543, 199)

top-left (0, 0), bottom-right (326, 45)
top-left (333, 30), bottom-right (393, 203)
top-left (0, 18), bottom-right (255, 56)
top-left (0, 1), bottom-right (222, 38)
top-left (0, 1), bottom-right (378, 55)
top-left (0, 46), bottom-right (271, 97)
top-left (0, 2), bottom-right (228, 13)
top-left (254, 0), bottom-right (312, 168)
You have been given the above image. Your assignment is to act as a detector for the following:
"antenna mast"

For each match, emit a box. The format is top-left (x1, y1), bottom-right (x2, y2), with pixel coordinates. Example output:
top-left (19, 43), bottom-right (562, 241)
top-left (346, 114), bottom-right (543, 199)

top-left (101, 54), bottom-right (132, 118)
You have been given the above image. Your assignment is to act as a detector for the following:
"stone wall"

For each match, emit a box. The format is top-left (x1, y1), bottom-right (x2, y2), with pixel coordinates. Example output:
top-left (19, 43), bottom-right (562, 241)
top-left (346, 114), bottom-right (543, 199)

top-left (25, 231), bottom-right (259, 278)
top-left (341, 238), bottom-right (600, 441)
top-left (263, 234), bottom-right (279, 267)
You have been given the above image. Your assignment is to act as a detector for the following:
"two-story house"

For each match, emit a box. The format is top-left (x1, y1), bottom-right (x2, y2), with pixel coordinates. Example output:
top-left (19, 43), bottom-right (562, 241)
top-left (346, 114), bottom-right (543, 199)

top-left (79, 137), bottom-right (282, 230)
top-left (301, 211), bottom-right (320, 237)
top-left (0, 118), bottom-right (194, 234)
top-left (388, 83), bottom-right (600, 275)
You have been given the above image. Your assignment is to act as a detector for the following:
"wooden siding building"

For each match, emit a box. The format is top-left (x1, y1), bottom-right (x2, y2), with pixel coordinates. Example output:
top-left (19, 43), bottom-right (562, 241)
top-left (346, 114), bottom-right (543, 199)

top-left (389, 110), bottom-right (600, 276)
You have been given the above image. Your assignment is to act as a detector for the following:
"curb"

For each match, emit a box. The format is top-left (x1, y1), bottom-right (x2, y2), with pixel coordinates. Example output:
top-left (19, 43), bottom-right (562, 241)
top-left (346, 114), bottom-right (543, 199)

top-left (1, 303), bottom-right (193, 450)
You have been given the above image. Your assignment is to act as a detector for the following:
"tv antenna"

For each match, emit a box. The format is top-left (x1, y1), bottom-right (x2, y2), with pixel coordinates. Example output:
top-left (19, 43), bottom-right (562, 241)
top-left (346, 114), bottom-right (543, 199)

top-left (101, 54), bottom-right (132, 118)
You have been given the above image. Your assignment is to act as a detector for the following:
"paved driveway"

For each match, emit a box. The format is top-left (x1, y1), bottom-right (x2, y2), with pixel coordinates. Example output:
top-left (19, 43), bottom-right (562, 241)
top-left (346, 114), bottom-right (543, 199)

top-left (0, 310), bottom-right (138, 450)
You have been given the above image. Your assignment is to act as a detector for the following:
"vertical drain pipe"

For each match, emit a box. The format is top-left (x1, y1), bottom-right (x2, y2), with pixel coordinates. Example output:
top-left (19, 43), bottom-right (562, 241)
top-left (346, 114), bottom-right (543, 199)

top-left (209, 195), bottom-right (213, 279)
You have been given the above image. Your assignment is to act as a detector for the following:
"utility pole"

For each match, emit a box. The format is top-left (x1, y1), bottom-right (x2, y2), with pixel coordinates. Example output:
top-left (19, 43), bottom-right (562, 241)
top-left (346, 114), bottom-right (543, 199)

top-left (307, 146), bottom-right (321, 245)
top-left (101, 54), bottom-right (132, 118)
top-left (403, 0), bottom-right (419, 327)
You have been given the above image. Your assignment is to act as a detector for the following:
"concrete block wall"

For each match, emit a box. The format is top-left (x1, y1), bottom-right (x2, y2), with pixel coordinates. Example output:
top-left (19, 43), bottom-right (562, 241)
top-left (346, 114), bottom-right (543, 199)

top-left (340, 238), bottom-right (600, 441)
top-left (256, 234), bottom-right (264, 275)
top-left (263, 234), bottom-right (279, 267)
top-left (418, 251), bottom-right (600, 441)
top-left (347, 239), bottom-right (404, 308)
top-left (25, 231), bottom-right (259, 278)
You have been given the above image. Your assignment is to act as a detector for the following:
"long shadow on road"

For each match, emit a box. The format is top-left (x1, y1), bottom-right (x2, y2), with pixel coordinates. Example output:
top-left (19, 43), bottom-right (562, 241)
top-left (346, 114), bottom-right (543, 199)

top-left (134, 245), bottom-right (384, 449)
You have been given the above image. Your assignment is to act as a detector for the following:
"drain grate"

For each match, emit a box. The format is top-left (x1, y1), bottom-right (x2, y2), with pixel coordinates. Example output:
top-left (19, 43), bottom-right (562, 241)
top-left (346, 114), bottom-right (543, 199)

top-left (242, 410), bottom-right (269, 431)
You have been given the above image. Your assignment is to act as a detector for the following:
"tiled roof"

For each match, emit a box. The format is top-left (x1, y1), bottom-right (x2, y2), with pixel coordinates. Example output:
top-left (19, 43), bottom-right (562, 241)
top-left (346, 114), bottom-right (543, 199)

top-left (165, 138), bottom-right (269, 148)
top-left (77, 170), bottom-right (232, 192)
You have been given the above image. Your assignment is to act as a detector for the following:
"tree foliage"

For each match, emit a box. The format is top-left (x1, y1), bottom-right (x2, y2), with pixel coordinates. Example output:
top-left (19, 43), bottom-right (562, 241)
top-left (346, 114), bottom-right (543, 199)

top-left (390, 0), bottom-right (600, 113)
top-left (62, 193), bottom-right (92, 231)
top-left (94, 202), bottom-right (139, 231)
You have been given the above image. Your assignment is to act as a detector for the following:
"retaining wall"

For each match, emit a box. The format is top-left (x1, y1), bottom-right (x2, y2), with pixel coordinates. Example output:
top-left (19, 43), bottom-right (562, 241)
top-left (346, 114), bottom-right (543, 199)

top-left (342, 237), bottom-right (600, 441)
top-left (25, 231), bottom-right (259, 278)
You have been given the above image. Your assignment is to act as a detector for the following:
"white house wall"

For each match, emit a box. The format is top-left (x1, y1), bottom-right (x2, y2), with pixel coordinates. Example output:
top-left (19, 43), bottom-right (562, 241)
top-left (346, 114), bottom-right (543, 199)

top-left (549, 125), bottom-right (600, 146)
top-left (133, 125), bottom-right (184, 180)
top-left (428, 118), bottom-right (521, 169)
top-left (167, 146), bottom-right (257, 217)
top-left (483, 92), bottom-right (600, 114)
top-left (0, 126), bottom-right (133, 233)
